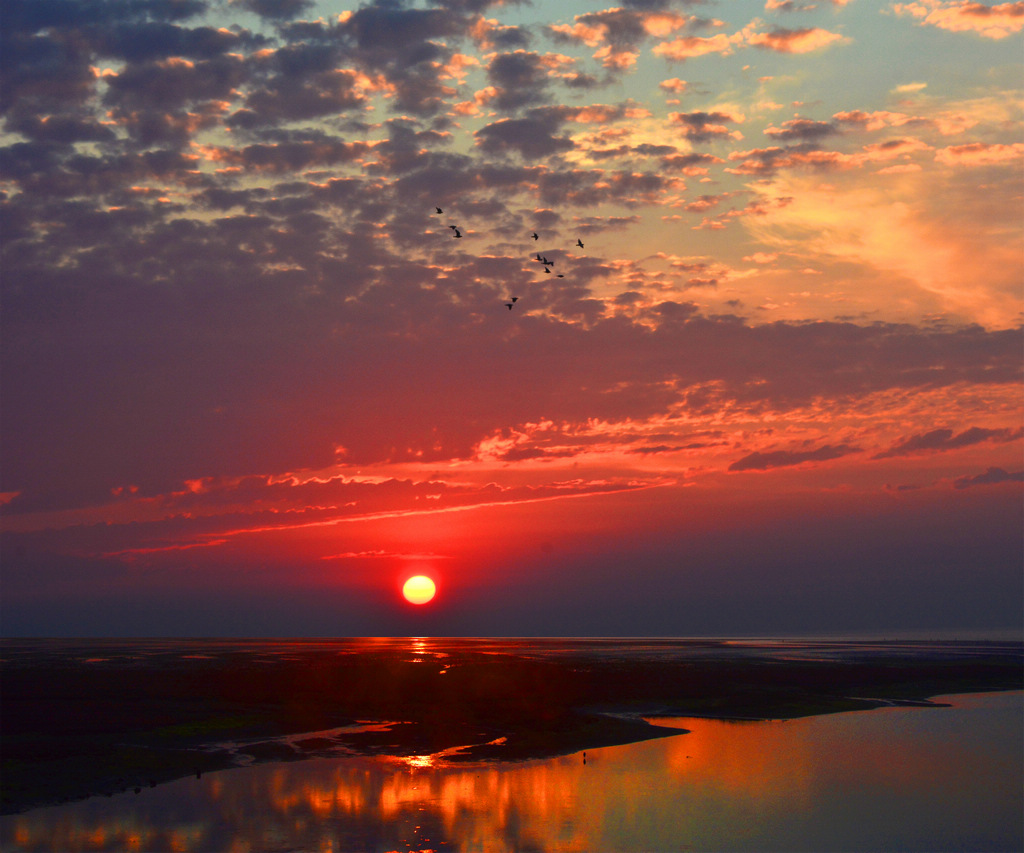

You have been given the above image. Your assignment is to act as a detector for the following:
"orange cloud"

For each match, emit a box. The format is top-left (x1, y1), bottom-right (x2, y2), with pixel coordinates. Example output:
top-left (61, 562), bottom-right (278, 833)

top-left (726, 146), bottom-right (859, 175)
top-left (859, 137), bottom-right (933, 163)
top-left (746, 26), bottom-right (849, 53)
top-left (935, 141), bottom-right (1024, 165)
top-left (595, 46), bottom-right (639, 70)
top-left (549, 20), bottom-right (606, 48)
top-left (893, 0), bottom-right (1024, 39)
top-left (653, 33), bottom-right (737, 61)
top-left (741, 172), bottom-right (1023, 327)
top-left (660, 78), bottom-right (688, 94)
top-left (834, 109), bottom-right (920, 131)
top-left (551, 9), bottom-right (693, 68)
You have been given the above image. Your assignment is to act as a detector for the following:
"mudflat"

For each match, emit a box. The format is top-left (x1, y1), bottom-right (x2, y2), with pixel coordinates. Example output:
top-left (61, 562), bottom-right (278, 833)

top-left (2, 638), bottom-right (1021, 814)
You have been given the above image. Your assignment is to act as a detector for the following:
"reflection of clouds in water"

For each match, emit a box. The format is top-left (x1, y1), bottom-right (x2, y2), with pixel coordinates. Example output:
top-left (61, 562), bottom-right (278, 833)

top-left (3, 751), bottom-right (596, 852)
top-left (3, 693), bottom-right (1021, 852)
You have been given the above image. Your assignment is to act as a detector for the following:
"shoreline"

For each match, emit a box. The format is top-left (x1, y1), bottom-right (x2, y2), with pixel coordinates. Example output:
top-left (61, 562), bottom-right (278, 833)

top-left (5, 689), bottom-right (1020, 816)
top-left (3, 640), bottom-right (1021, 814)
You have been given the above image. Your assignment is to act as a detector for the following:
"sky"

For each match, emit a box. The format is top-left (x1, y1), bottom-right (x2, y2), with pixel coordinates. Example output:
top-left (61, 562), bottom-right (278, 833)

top-left (1, 0), bottom-right (1022, 637)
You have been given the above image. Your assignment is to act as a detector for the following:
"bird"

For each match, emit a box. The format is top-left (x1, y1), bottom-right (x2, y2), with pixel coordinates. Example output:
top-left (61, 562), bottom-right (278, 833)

top-left (511, 296), bottom-right (518, 302)
top-left (556, 273), bottom-right (564, 278)
top-left (435, 207), bottom-right (443, 214)
top-left (453, 228), bottom-right (462, 238)
top-left (576, 238), bottom-right (584, 248)
top-left (449, 225), bottom-right (458, 230)
top-left (505, 303), bottom-right (514, 310)
top-left (531, 232), bottom-right (539, 240)
top-left (543, 266), bottom-right (550, 273)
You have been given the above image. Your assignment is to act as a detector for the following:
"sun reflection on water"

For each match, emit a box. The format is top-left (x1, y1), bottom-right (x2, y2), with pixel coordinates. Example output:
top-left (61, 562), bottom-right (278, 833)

top-left (2, 693), bottom-right (1020, 852)
top-left (401, 754), bottom-right (436, 769)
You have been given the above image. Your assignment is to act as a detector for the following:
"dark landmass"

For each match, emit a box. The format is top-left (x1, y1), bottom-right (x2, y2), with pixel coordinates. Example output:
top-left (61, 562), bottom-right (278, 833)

top-left (1, 639), bottom-right (1021, 814)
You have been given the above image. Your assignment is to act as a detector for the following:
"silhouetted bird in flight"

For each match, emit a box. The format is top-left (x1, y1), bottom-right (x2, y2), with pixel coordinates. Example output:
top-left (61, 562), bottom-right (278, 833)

top-left (435, 207), bottom-right (443, 214)
top-left (531, 232), bottom-right (539, 240)
top-left (556, 274), bottom-right (564, 278)
top-left (506, 303), bottom-right (514, 310)
top-left (511, 296), bottom-right (518, 302)
top-left (449, 225), bottom-right (458, 230)
top-left (452, 228), bottom-right (462, 238)
top-left (576, 238), bottom-right (584, 248)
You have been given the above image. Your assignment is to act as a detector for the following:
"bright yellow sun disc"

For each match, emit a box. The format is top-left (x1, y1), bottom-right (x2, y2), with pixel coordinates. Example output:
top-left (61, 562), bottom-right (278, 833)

top-left (402, 575), bottom-right (436, 605)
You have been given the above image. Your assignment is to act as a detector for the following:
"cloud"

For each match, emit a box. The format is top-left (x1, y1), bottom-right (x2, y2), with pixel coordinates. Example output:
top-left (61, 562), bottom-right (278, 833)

top-left (729, 443), bottom-right (861, 471)
top-left (475, 111), bottom-right (575, 159)
top-left (764, 118), bottom-right (839, 142)
top-left (935, 142), bottom-right (1024, 165)
top-left (469, 17), bottom-right (531, 52)
top-left (661, 152), bottom-right (724, 175)
top-left (874, 426), bottom-right (1024, 459)
top-left (321, 549), bottom-right (450, 560)
top-left (0, 0), bottom-right (1021, 640)
top-left (893, 1), bottom-right (1024, 39)
top-left (746, 25), bottom-right (849, 52)
top-left (659, 77), bottom-right (688, 94)
top-left (550, 8), bottom-right (695, 71)
top-left (767, 0), bottom-right (853, 9)
top-left (653, 33), bottom-right (738, 61)
top-left (233, 0), bottom-right (314, 20)
top-left (834, 109), bottom-right (922, 131)
top-left (726, 143), bottom-right (857, 175)
top-left (554, 14), bottom-right (708, 72)
top-left (739, 171), bottom-right (1024, 326)
top-left (482, 50), bottom-right (558, 111)
top-left (953, 467), bottom-right (1024, 489)
top-left (654, 20), bottom-right (848, 62)
top-left (670, 109), bottom-right (743, 142)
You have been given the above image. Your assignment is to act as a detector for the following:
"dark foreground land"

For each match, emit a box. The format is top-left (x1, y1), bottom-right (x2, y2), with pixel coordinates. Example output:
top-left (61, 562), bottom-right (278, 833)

top-left (1, 638), bottom-right (1021, 814)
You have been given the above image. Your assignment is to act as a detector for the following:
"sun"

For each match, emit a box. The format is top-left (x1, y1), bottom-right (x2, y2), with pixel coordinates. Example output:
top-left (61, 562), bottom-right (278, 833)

top-left (402, 575), bottom-right (436, 605)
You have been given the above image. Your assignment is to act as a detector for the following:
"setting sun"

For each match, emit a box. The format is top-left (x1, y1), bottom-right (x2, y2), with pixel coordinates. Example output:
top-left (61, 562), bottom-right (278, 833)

top-left (402, 575), bottom-right (436, 605)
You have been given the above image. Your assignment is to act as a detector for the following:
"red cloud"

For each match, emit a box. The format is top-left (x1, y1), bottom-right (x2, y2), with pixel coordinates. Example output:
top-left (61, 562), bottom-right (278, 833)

top-left (874, 426), bottom-right (1024, 459)
top-left (729, 444), bottom-right (860, 472)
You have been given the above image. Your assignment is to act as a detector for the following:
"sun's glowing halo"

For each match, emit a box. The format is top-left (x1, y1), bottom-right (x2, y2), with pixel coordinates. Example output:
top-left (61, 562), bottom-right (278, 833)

top-left (402, 575), bottom-right (436, 605)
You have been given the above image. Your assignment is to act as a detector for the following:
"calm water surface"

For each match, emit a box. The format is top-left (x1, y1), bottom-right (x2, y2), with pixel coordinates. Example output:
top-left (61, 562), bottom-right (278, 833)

top-left (2, 690), bottom-right (1020, 852)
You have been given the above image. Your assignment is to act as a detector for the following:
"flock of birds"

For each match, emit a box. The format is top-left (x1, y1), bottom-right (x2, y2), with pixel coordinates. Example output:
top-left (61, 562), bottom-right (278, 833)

top-left (434, 207), bottom-right (585, 311)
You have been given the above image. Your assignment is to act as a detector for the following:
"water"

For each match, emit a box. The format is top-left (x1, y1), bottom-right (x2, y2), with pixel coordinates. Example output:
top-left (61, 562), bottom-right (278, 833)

top-left (3, 635), bottom-right (1020, 666)
top-left (2, 686), bottom-right (1020, 852)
